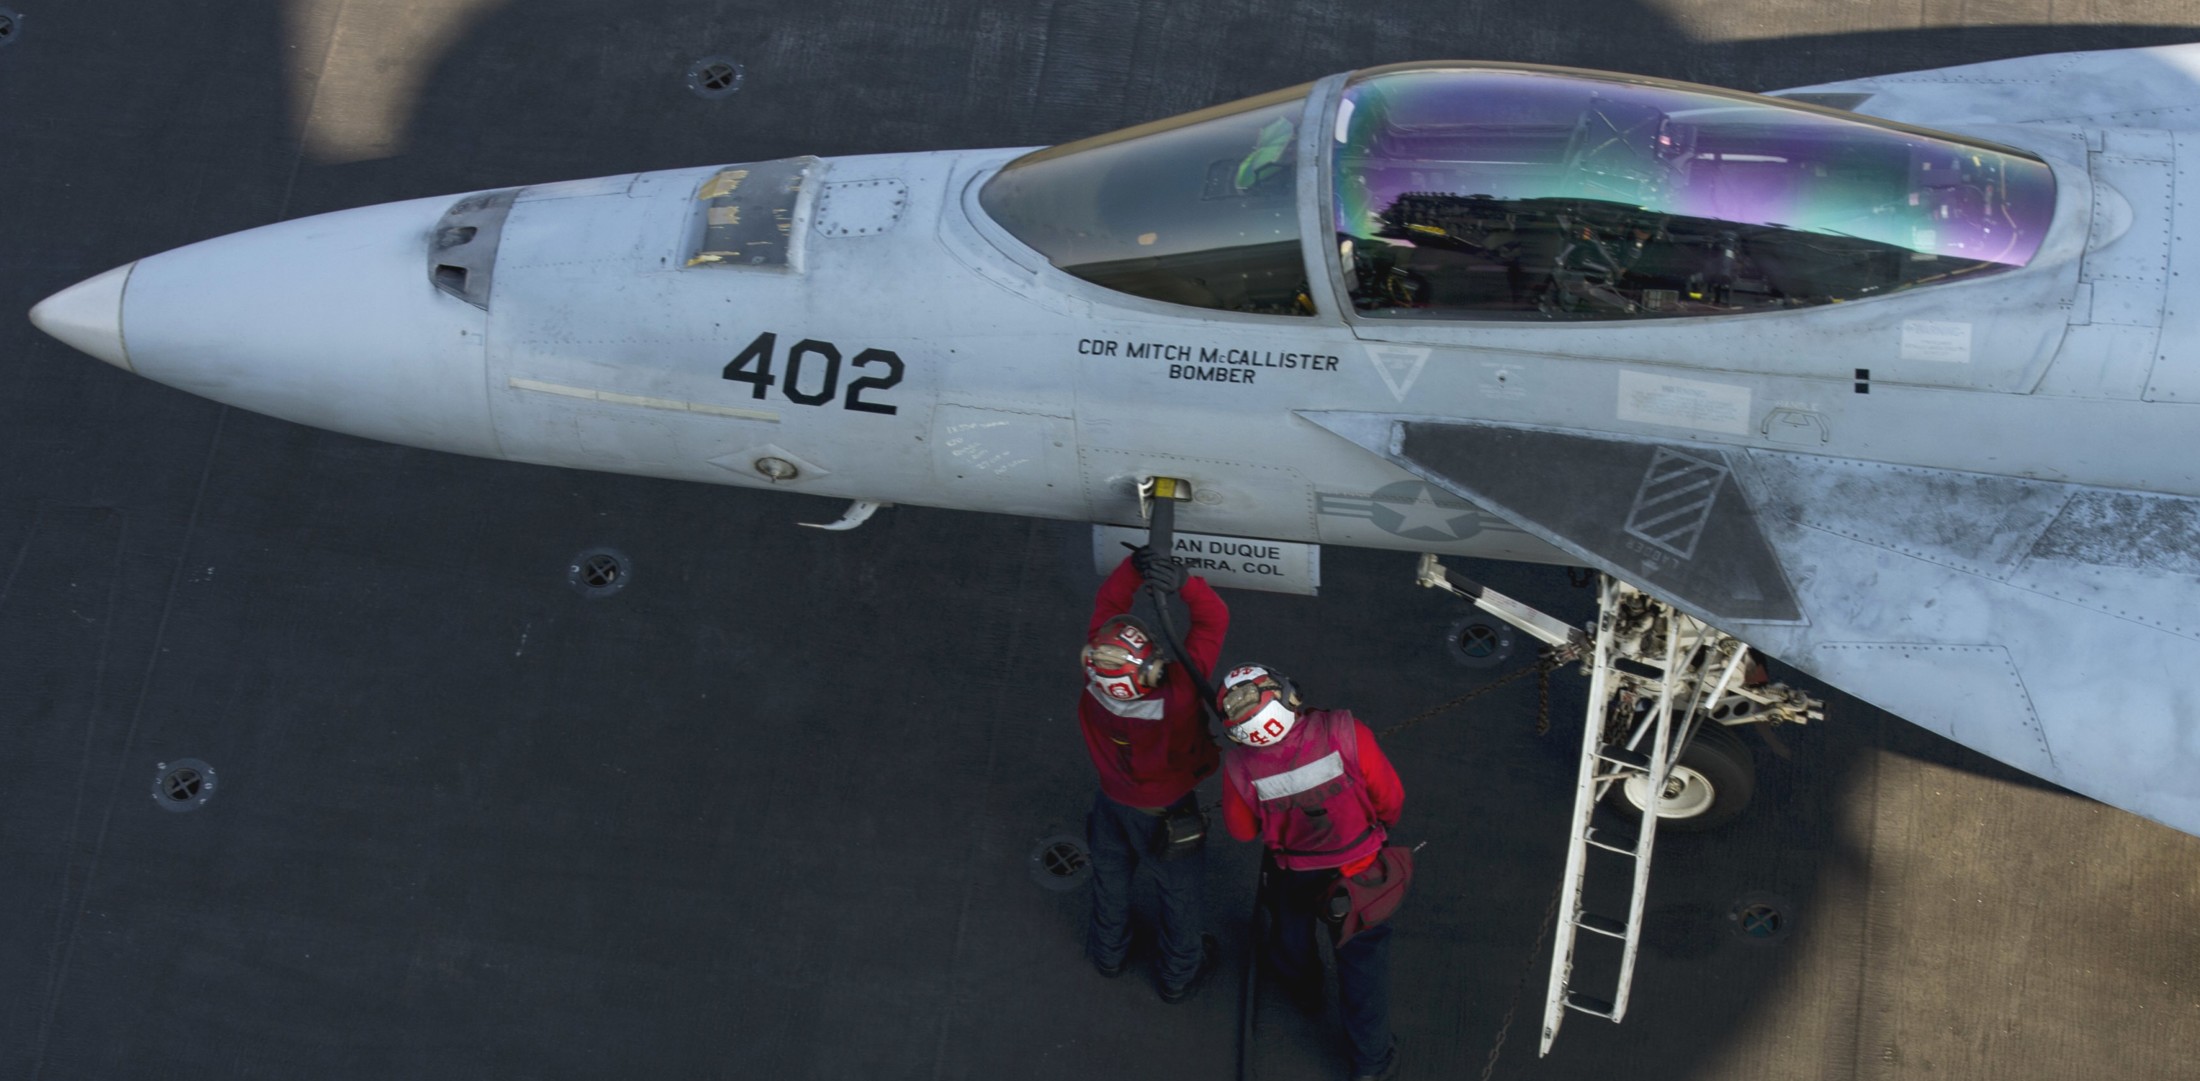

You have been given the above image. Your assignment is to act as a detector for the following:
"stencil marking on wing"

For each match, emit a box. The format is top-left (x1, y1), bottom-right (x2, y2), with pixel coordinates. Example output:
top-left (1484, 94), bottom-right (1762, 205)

top-left (1623, 447), bottom-right (1729, 560)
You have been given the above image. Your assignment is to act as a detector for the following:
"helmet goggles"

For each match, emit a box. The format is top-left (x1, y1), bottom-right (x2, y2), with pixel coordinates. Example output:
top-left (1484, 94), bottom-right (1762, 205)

top-left (1083, 619), bottom-right (1159, 701)
top-left (1219, 664), bottom-right (1299, 746)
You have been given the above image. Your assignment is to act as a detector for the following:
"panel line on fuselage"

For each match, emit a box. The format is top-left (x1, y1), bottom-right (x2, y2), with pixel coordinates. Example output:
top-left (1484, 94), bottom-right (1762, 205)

top-left (507, 376), bottom-right (781, 423)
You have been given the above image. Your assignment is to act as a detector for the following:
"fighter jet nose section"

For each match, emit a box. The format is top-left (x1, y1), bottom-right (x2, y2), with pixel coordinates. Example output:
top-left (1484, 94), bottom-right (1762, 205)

top-left (92, 193), bottom-right (505, 460)
top-left (29, 262), bottom-right (135, 372)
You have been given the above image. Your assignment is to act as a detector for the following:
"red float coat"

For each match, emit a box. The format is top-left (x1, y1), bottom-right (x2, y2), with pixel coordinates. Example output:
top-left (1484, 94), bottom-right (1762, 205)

top-left (1077, 555), bottom-right (1227, 808)
top-left (1223, 711), bottom-right (1403, 876)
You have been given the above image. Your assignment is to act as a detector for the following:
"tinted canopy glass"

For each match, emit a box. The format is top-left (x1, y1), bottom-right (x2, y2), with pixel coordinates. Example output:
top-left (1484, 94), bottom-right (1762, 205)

top-left (1334, 67), bottom-right (2056, 320)
top-left (979, 85), bottom-right (1313, 316)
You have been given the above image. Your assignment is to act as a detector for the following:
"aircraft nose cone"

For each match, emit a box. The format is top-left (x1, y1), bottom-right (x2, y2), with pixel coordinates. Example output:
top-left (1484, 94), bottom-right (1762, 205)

top-left (29, 262), bottom-right (136, 372)
top-left (93, 193), bottom-right (503, 460)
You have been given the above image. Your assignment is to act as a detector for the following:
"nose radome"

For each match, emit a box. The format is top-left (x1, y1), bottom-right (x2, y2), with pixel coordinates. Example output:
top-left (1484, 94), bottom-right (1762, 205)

top-left (29, 262), bottom-right (135, 372)
top-left (94, 193), bottom-right (504, 461)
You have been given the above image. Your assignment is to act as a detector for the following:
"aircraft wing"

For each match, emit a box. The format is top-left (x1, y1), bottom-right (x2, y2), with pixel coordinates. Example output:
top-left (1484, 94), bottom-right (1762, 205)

top-left (1303, 412), bottom-right (2200, 836)
top-left (1772, 43), bottom-right (2200, 129)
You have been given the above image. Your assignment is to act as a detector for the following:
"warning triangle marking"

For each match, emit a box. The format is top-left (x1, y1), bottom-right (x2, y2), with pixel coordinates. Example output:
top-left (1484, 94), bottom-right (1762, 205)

top-left (1366, 346), bottom-right (1431, 401)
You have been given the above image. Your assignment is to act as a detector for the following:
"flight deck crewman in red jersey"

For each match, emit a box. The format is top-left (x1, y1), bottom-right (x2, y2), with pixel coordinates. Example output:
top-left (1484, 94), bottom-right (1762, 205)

top-left (1220, 663), bottom-right (1404, 1081)
top-left (1077, 546), bottom-right (1227, 1003)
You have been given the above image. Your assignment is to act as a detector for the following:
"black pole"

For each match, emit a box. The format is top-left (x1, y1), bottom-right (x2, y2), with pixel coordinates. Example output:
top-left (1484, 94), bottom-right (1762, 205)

top-left (1141, 498), bottom-right (1224, 723)
top-left (1237, 864), bottom-right (1266, 1081)
top-left (1146, 493), bottom-right (1177, 561)
top-left (1148, 496), bottom-right (1258, 1080)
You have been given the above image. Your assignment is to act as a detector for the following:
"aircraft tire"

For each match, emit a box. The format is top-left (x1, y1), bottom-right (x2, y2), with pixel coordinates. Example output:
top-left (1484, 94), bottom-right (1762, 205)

top-left (1609, 722), bottom-right (1755, 832)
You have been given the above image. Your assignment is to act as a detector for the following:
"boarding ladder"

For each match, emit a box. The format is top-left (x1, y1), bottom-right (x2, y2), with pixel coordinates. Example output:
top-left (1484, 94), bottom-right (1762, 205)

top-left (1414, 557), bottom-right (1819, 1056)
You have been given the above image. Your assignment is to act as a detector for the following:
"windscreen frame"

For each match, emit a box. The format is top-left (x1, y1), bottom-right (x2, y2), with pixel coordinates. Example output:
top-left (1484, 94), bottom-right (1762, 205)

top-left (967, 80), bottom-right (1345, 323)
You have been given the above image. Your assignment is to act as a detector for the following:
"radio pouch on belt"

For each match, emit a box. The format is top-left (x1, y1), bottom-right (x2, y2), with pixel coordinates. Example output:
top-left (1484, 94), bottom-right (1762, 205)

top-left (1154, 804), bottom-right (1208, 862)
top-left (1322, 844), bottom-right (1415, 946)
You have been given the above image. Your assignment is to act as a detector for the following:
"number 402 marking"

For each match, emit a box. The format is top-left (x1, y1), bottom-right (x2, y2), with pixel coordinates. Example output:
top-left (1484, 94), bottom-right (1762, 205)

top-left (721, 331), bottom-right (903, 415)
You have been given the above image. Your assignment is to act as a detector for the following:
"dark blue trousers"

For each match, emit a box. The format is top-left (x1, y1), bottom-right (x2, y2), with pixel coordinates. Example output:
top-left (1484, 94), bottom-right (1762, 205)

top-left (1086, 789), bottom-right (1206, 988)
top-left (1266, 865), bottom-right (1396, 1076)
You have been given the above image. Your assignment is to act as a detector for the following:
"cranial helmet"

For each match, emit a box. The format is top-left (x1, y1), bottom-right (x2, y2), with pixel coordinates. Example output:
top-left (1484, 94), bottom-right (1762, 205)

top-left (1219, 663), bottom-right (1302, 746)
top-left (1083, 616), bottom-right (1165, 701)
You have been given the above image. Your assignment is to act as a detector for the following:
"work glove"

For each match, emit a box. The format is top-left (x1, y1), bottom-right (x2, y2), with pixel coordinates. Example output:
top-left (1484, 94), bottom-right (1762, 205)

top-left (1132, 545), bottom-right (1186, 593)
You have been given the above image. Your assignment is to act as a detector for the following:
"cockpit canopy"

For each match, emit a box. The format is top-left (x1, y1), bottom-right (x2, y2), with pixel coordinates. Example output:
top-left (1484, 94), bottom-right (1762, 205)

top-left (1337, 66), bottom-right (2055, 319)
top-left (978, 64), bottom-right (2057, 321)
top-left (977, 83), bottom-right (1315, 316)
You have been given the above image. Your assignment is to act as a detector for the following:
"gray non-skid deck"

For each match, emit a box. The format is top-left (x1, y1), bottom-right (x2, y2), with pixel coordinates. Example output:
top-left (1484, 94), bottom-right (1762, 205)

top-left (5, 3), bottom-right (2198, 1079)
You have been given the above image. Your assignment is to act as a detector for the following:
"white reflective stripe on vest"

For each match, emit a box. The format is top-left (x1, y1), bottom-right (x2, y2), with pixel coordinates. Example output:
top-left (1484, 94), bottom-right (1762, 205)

top-left (1088, 686), bottom-right (1166, 719)
top-left (1251, 751), bottom-right (1344, 802)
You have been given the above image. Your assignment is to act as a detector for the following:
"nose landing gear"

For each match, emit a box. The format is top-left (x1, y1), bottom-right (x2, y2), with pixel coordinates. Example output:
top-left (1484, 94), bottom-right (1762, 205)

top-left (1613, 720), bottom-right (1754, 831)
top-left (1414, 555), bottom-right (1822, 1053)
